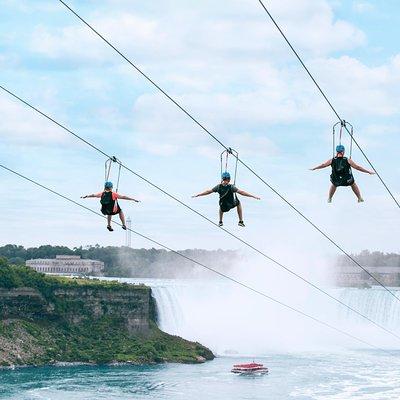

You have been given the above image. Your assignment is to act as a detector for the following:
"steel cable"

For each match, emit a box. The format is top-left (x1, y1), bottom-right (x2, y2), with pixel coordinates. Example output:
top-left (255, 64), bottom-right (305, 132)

top-left (0, 162), bottom-right (395, 354)
top-left (55, 1), bottom-right (400, 299)
top-left (1, 84), bottom-right (400, 341)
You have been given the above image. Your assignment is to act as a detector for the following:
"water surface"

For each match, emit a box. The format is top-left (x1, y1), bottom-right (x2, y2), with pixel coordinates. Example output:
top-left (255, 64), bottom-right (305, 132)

top-left (1, 352), bottom-right (399, 400)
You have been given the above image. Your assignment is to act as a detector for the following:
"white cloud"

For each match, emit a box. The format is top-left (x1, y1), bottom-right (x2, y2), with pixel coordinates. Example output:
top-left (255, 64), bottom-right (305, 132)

top-left (230, 132), bottom-right (278, 158)
top-left (29, 13), bottom-right (166, 65)
top-left (29, 0), bottom-right (366, 65)
top-left (0, 0), bottom-right (59, 13)
top-left (22, 2), bottom-right (400, 159)
top-left (30, 24), bottom-right (108, 63)
top-left (131, 93), bottom-right (211, 156)
top-left (0, 54), bottom-right (18, 68)
top-left (0, 96), bottom-right (71, 145)
top-left (265, 0), bottom-right (366, 56)
top-left (1, 0), bottom-right (400, 253)
top-left (21, 0), bottom-right (375, 158)
top-left (309, 55), bottom-right (400, 118)
top-left (352, 2), bottom-right (375, 13)
top-left (122, 47), bottom-right (400, 157)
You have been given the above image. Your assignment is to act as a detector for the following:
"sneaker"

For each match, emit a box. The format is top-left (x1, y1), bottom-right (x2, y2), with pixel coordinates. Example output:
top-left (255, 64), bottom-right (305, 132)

top-left (327, 198), bottom-right (332, 203)
top-left (107, 225), bottom-right (114, 232)
top-left (122, 225), bottom-right (127, 230)
top-left (358, 198), bottom-right (364, 203)
top-left (218, 221), bottom-right (223, 227)
top-left (238, 221), bottom-right (245, 227)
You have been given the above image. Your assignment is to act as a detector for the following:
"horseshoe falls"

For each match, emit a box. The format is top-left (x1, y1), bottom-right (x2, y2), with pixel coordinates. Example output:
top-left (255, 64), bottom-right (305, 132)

top-left (134, 278), bottom-right (400, 355)
top-left (3, 277), bottom-right (400, 400)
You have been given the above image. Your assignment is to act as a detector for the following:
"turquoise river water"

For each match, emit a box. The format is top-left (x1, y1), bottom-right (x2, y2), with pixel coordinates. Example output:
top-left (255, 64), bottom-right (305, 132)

top-left (1, 351), bottom-right (400, 400)
top-left (2, 279), bottom-right (400, 399)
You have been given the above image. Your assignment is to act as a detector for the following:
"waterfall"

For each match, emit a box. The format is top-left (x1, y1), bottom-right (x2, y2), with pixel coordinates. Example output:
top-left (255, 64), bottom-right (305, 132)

top-left (121, 277), bottom-right (400, 355)
top-left (336, 287), bottom-right (400, 329)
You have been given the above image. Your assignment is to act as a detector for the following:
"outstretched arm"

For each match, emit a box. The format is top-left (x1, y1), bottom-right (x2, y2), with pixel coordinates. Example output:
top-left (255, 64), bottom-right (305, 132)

top-left (237, 189), bottom-right (261, 200)
top-left (192, 189), bottom-right (214, 198)
top-left (118, 195), bottom-right (140, 202)
top-left (310, 159), bottom-right (332, 171)
top-left (80, 193), bottom-right (99, 199)
top-left (348, 159), bottom-right (375, 174)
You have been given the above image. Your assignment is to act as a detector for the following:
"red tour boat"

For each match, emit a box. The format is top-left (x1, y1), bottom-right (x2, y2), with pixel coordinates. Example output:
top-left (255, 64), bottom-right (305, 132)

top-left (231, 362), bottom-right (268, 375)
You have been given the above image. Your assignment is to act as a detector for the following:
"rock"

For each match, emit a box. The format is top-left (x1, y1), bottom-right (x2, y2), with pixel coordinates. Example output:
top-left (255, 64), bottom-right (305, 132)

top-left (0, 264), bottom-right (215, 366)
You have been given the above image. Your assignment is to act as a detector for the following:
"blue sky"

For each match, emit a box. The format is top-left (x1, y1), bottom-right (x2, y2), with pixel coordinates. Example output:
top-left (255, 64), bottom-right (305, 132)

top-left (0, 0), bottom-right (399, 257)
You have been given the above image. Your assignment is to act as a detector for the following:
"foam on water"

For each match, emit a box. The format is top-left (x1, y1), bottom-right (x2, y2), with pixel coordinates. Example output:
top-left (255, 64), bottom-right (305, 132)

top-left (2, 354), bottom-right (400, 400)
top-left (3, 275), bottom-right (400, 400)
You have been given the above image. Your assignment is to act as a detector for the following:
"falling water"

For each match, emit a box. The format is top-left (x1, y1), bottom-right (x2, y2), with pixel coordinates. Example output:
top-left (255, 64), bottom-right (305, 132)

top-left (123, 278), bottom-right (400, 355)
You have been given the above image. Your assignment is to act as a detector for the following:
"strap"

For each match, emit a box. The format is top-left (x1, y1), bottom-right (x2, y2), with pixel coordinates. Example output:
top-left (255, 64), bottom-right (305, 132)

top-left (220, 148), bottom-right (239, 184)
top-left (339, 120), bottom-right (345, 145)
top-left (115, 162), bottom-right (122, 193)
top-left (219, 185), bottom-right (232, 201)
top-left (105, 158), bottom-right (113, 181)
top-left (104, 156), bottom-right (122, 191)
top-left (348, 123), bottom-right (354, 159)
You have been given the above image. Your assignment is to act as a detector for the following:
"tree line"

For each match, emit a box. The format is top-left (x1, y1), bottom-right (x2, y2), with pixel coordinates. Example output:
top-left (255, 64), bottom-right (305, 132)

top-left (0, 244), bottom-right (238, 278)
top-left (336, 250), bottom-right (400, 268)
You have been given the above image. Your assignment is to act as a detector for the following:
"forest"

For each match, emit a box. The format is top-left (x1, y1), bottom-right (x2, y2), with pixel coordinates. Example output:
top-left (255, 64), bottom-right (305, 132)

top-left (0, 244), bottom-right (237, 278)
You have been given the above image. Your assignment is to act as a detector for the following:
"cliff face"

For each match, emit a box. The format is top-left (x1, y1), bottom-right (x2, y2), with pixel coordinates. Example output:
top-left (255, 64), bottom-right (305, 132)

top-left (0, 288), bottom-right (48, 319)
top-left (0, 263), bottom-right (214, 367)
top-left (0, 285), bottom-right (152, 334)
top-left (50, 286), bottom-right (152, 334)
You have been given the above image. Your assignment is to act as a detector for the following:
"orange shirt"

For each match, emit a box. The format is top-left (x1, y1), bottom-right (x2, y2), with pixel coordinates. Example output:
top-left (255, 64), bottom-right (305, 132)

top-left (95, 191), bottom-right (121, 213)
top-left (94, 191), bottom-right (121, 201)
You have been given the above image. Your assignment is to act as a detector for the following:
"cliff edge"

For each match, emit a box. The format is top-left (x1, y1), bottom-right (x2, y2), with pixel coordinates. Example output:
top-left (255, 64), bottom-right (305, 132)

top-left (0, 259), bottom-right (214, 367)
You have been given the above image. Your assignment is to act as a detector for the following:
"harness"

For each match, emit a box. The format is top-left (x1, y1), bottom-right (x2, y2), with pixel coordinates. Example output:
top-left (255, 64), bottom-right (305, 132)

top-left (218, 184), bottom-right (239, 212)
top-left (100, 191), bottom-right (117, 215)
top-left (330, 157), bottom-right (354, 187)
top-left (101, 156), bottom-right (122, 215)
top-left (105, 156), bottom-right (122, 192)
top-left (220, 147), bottom-right (239, 184)
top-left (332, 120), bottom-right (354, 159)
top-left (219, 148), bottom-right (239, 212)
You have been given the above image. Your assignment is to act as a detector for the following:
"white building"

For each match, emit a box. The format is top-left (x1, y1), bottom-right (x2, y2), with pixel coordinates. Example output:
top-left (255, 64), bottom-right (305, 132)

top-left (26, 255), bottom-right (104, 275)
top-left (336, 265), bottom-right (400, 287)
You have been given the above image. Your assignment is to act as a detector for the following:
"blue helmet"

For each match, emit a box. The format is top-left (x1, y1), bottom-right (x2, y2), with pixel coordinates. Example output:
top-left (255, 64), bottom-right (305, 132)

top-left (104, 181), bottom-right (113, 189)
top-left (221, 172), bottom-right (231, 180)
top-left (336, 144), bottom-right (345, 153)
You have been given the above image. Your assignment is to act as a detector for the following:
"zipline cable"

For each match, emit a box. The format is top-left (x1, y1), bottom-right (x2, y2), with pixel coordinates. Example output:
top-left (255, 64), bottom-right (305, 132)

top-left (256, 0), bottom-right (400, 210)
top-left (1, 85), bottom-right (400, 342)
top-left (54, 1), bottom-right (400, 300)
top-left (0, 162), bottom-right (394, 354)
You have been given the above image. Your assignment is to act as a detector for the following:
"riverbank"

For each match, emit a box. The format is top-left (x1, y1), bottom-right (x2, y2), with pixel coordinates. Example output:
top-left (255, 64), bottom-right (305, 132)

top-left (0, 259), bottom-right (214, 367)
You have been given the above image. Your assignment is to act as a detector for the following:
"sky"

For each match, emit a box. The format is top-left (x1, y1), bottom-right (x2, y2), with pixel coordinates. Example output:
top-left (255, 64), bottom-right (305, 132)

top-left (0, 0), bottom-right (399, 258)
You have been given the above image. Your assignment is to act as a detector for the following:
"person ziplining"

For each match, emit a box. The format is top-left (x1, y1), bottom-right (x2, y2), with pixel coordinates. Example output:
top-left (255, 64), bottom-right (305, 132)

top-left (310, 122), bottom-right (375, 203)
top-left (192, 149), bottom-right (260, 227)
top-left (192, 172), bottom-right (260, 227)
top-left (310, 144), bottom-right (375, 203)
top-left (81, 181), bottom-right (139, 231)
top-left (81, 157), bottom-right (140, 231)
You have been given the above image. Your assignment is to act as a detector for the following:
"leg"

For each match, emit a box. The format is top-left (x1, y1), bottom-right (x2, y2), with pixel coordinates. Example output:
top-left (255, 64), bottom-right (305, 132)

top-left (107, 215), bottom-right (113, 231)
top-left (237, 203), bottom-right (245, 227)
top-left (118, 210), bottom-right (126, 226)
top-left (351, 182), bottom-right (364, 202)
top-left (237, 203), bottom-right (243, 221)
top-left (328, 184), bottom-right (337, 203)
top-left (219, 209), bottom-right (223, 226)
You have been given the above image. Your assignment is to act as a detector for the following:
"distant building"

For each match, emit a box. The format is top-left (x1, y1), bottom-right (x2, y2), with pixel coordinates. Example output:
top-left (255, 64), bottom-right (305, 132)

top-left (336, 265), bottom-right (400, 287)
top-left (26, 255), bottom-right (104, 275)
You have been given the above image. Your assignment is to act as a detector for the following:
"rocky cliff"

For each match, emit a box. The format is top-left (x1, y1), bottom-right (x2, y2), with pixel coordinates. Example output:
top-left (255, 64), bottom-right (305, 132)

top-left (0, 261), bottom-right (214, 367)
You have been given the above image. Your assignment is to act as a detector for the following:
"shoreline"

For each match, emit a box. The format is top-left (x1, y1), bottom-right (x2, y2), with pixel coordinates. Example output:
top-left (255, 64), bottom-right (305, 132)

top-left (0, 262), bottom-right (214, 367)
